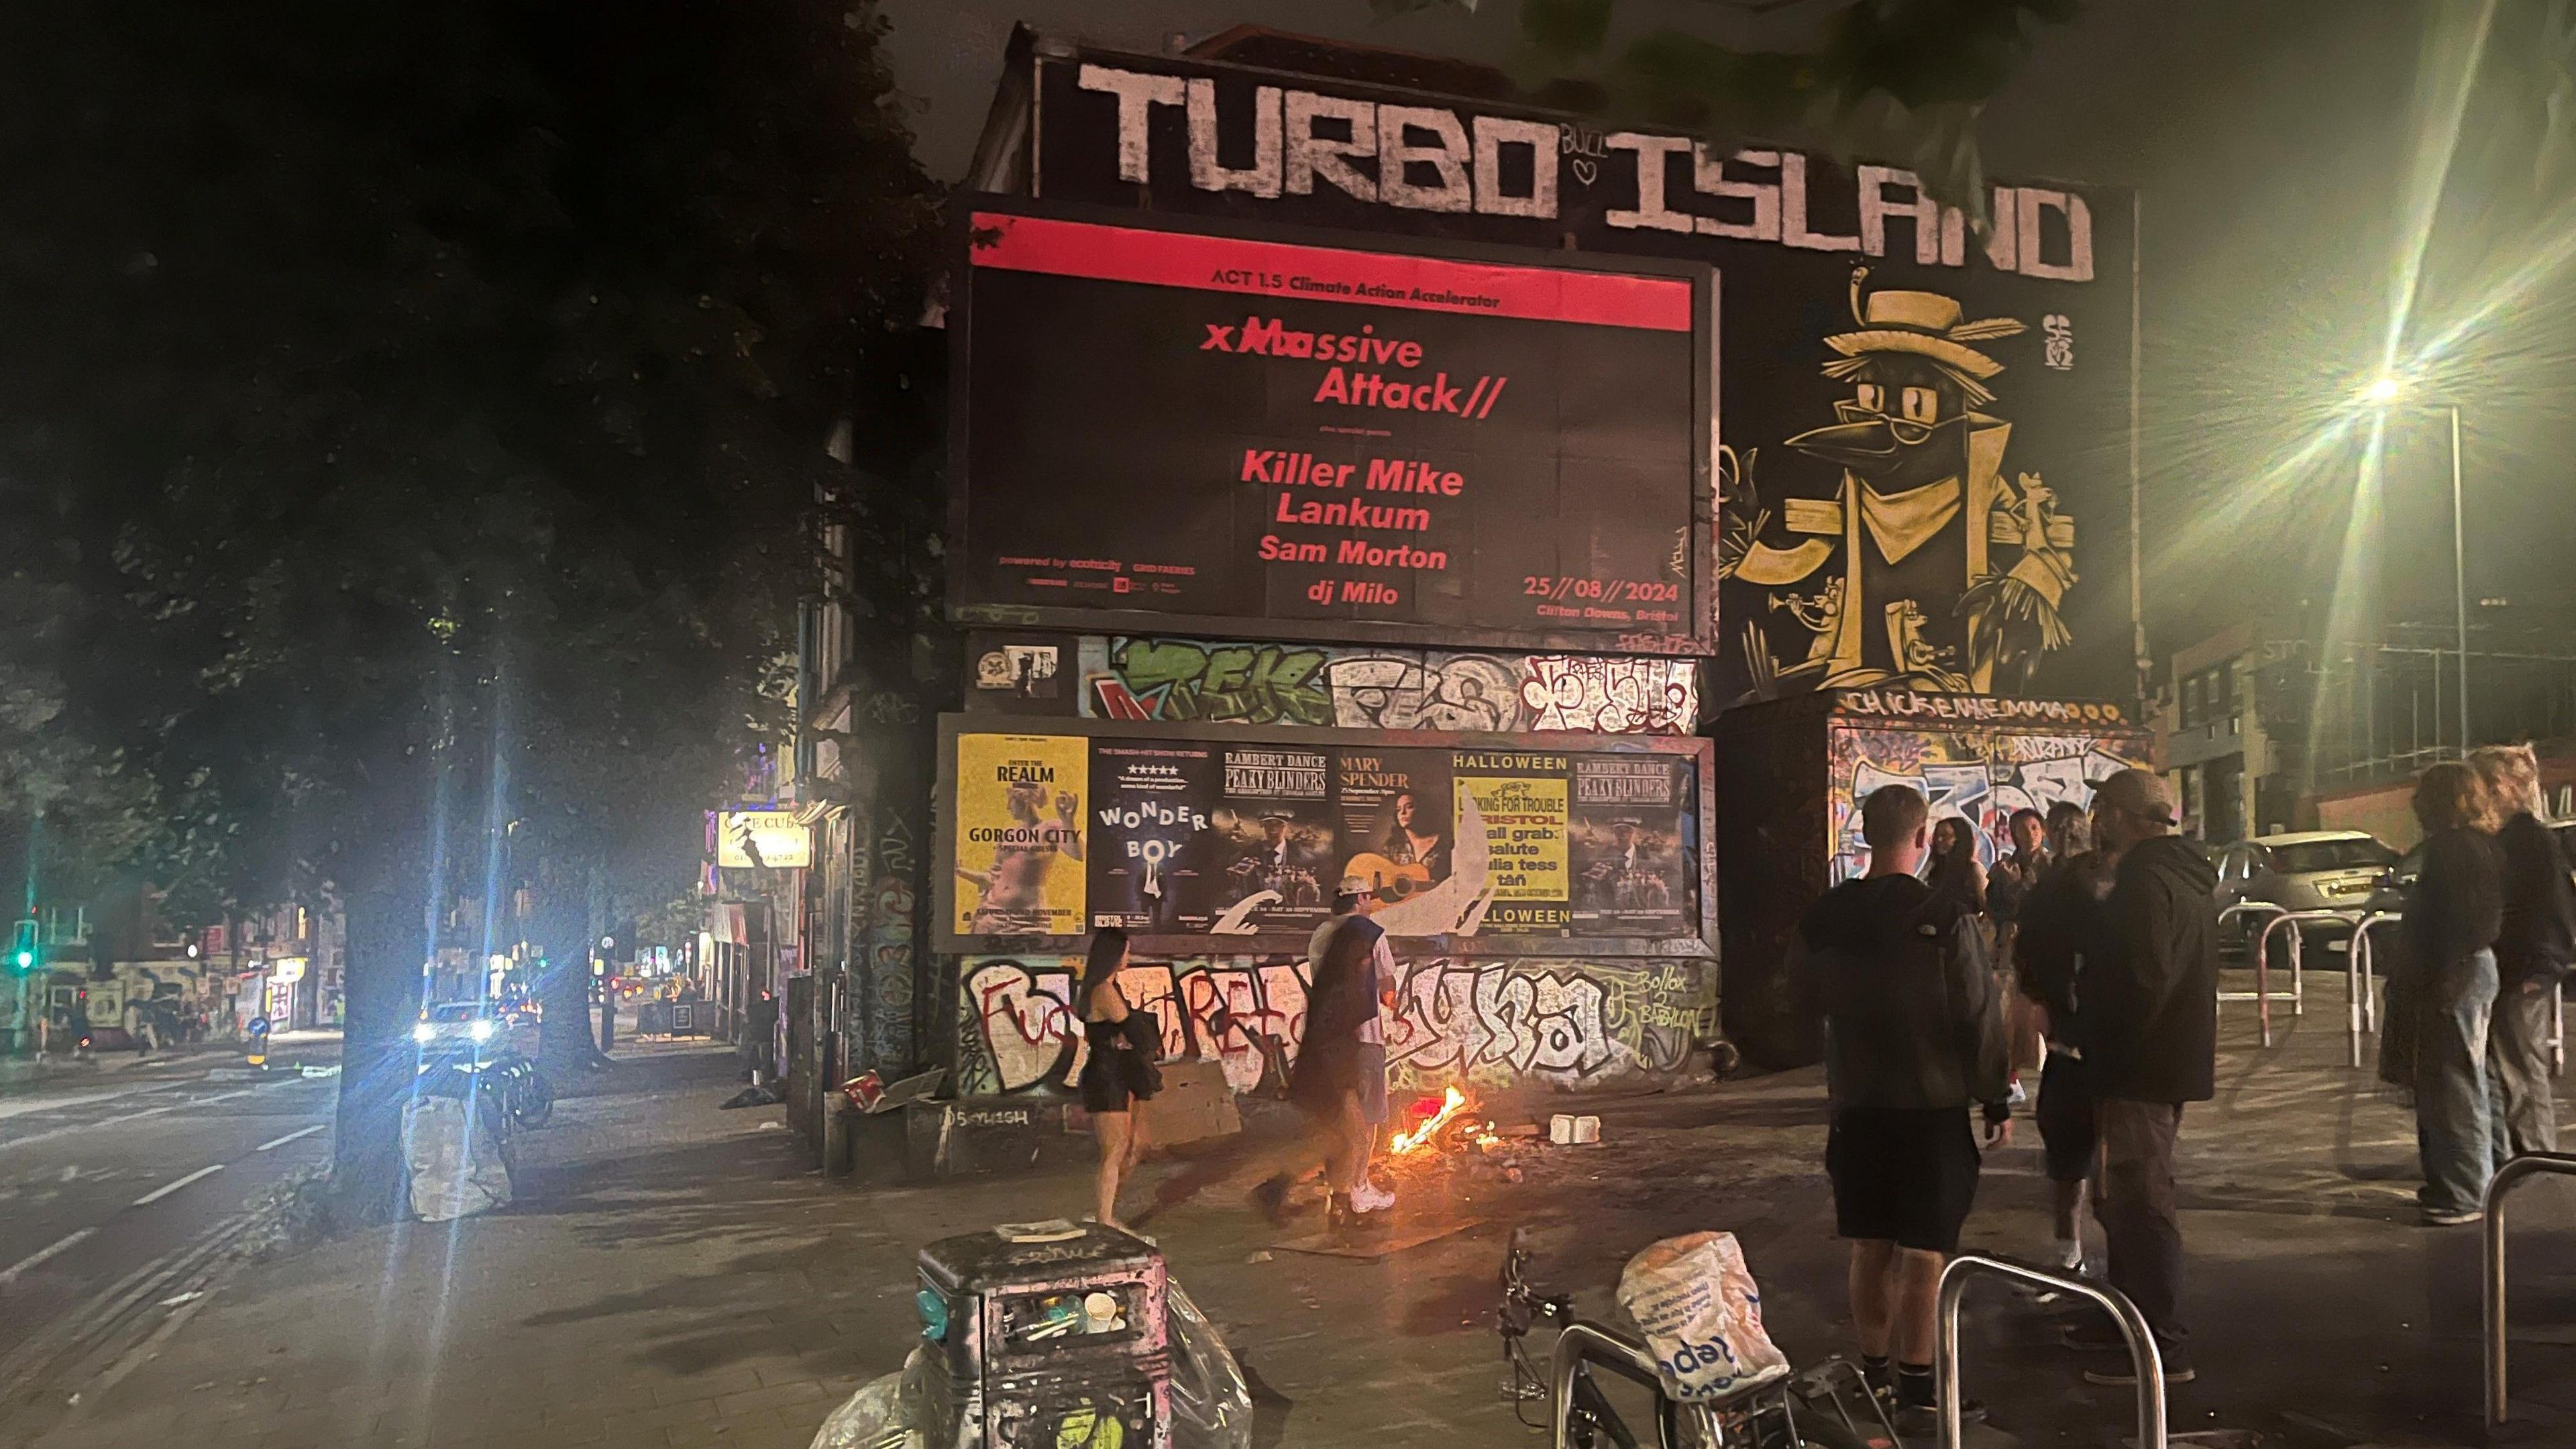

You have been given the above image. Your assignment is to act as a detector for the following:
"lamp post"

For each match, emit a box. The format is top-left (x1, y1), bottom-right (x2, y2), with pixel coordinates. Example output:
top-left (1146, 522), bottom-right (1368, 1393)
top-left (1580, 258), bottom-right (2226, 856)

top-left (2364, 376), bottom-right (2469, 754)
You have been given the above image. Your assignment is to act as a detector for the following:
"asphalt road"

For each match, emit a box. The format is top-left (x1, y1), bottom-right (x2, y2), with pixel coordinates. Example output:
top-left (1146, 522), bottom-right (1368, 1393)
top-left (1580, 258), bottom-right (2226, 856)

top-left (0, 1042), bottom-right (342, 1404)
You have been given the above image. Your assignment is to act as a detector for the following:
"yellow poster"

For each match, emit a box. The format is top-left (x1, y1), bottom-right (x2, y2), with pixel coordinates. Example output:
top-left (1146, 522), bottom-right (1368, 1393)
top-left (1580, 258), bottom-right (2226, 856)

top-left (1455, 770), bottom-right (1569, 906)
top-left (954, 733), bottom-right (1089, 936)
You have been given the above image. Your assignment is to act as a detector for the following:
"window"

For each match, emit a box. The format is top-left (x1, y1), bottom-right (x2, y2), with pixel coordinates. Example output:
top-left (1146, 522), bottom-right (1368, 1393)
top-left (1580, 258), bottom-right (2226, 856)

top-left (2272, 838), bottom-right (2398, 873)
top-left (2182, 676), bottom-right (2203, 727)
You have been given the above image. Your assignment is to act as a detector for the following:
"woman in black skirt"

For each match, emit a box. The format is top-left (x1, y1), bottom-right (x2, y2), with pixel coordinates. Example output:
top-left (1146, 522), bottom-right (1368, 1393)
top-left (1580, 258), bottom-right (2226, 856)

top-left (1075, 926), bottom-right (1159, 1230)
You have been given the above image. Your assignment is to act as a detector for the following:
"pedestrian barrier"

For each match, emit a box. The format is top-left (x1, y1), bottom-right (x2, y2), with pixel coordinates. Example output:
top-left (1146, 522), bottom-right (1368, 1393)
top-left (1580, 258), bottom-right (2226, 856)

top-left (2483, 1150), bottom-right (2576, 1426)
top-left (2216, 903), bottom-right (2328, 1048)
top-left (1936, 1253), bottom-right (2166, 1449)
top-left (2345, 911), bottom-right (2402, 1068)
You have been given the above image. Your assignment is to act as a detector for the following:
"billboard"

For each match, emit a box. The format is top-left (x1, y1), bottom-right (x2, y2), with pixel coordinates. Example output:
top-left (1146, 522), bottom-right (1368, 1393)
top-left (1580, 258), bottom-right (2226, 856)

top-left (951, 200), bottom-right (1713, 654)
top-left (934, 715), bottom-right (1712, 954)
top-left (1011, 43), bottom-right (2137, 709)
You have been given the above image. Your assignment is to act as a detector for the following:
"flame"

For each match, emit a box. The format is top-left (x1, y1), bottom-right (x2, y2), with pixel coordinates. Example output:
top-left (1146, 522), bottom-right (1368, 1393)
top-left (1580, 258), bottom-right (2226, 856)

top-left (1389, 1086), bottom-right (1468, 1155)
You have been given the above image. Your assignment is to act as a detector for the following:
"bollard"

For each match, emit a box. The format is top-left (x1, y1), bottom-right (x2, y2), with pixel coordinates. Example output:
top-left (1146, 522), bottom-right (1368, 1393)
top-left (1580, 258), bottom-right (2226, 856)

top-left (2348, 912), bottom-right (2402, 1068)
top-left (2484, 1151), bottom-right (2576, 1426)
top-left (1937, 1253), bottom-right (2165, 1449)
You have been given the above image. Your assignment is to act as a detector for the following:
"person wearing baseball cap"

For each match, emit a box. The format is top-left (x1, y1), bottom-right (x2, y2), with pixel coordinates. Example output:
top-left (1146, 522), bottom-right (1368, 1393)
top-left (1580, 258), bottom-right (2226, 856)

top-left (2063, 767), bottom-right (2218, 1385)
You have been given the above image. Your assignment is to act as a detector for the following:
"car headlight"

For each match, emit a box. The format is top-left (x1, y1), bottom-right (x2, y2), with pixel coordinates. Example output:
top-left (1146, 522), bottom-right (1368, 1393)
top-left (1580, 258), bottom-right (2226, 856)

top-left (469, 1019), bottom-right (495, 1043)
top-left (412, 1022), bottom-right (436, 1044)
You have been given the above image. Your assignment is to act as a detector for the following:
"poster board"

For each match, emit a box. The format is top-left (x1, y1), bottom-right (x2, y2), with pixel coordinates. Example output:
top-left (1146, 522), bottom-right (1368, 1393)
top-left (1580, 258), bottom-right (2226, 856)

top-left (934, 714), bottom-right (1714, 959)
top-left (948, 197), bottom-right (1716, 656)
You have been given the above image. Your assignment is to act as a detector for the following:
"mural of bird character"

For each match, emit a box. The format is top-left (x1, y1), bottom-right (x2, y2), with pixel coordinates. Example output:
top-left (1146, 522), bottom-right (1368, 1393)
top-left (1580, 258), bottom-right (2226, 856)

top-left (1724, 268), bottom-right (2076, 696)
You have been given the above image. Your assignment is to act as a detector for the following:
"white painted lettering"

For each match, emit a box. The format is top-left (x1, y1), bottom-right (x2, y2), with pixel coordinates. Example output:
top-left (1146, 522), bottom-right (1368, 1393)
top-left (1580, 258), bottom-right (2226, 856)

top-left (1856, 165), bottom-right (1943, 263)
top-left (1780, 153), bottom-right (1860, 252)
top-left (1377, 105), bottom-right (1472, 211)
top-left (1471, 115), bottom-right (1558, 218)
top-left (1077, 64), bottom-right (1185, 184)
top-left (1283, 91), bottom-right (1376, 200)
top-left (1691, 146), bottom-right (1779, 241)
top-left (2015, 187), bottom-right (2095, 281)
top-left (1185, 79), bottom-right (1281, 197)
top-left (1603, 133), bottom-right (1693, 233)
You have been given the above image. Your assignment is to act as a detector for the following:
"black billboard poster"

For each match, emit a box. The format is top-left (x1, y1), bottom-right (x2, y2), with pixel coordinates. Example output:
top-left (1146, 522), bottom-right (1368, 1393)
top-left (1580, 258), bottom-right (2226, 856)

top-left (1210, 746), bottom-right (1336, 932)
top-left (1089, 741), bottom-right (1219, 931)
top-left (953, 203), bottom-right (1705, 651)
top-left (1332, 748), bottom-right (1454, 914)
top-left (1570, 756), bottom-right (1690, 936)
top-left (1020, 46), bottom-right (2136, 708)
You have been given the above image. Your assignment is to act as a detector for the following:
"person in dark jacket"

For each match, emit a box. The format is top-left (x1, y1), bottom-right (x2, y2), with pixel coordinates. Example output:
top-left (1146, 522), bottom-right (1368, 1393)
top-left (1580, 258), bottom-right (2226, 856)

top-left (743, 988), bottom-right (780, 1083)
top-left (2471, 745), bottom-right (2570, 1155)
top-left (2405, 761), bottom-right (2509, 1224)
top-left (2013, 806), bottom-right (2117, 1276)
top-left (1798, 785), bottom-right (2010, 1430)
top-left (2067, 769), bottom-right (2216, 1385)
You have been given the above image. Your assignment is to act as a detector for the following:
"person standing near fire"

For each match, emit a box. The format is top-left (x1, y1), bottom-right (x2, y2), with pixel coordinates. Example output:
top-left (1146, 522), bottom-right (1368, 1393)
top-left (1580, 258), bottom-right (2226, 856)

top-left (1796, 785), bottom-right (2011, 1431)
top-left (1254, 883), bottom-right (1396, 1224)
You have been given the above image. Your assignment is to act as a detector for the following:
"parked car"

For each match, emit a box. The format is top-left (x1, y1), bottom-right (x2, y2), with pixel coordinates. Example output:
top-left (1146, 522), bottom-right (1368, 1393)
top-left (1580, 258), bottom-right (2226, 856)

top-left (2214, 830), bottom-right (2399, 954)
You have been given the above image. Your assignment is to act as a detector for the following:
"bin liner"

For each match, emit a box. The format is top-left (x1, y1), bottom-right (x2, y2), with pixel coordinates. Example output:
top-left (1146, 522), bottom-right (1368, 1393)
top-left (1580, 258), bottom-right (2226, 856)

top-left (1616, 1232), bottom-right (1791, 1402)
top-left (402, 1095), bottom-right (513, 1222)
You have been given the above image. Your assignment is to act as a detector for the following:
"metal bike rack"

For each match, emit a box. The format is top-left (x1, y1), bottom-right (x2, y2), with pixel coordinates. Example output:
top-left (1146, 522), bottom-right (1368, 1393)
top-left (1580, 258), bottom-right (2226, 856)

top-left (1936, 1253), bottom-right (2167, 1449)
top-left (2218, 904), bottom-right (2342, 1048)
top-left (1550, 1320), bottom-right (1701, 1449)
top-left (1550, 1320), bottom-right (1812, 1449)
top-left (2483, 1150), bottom-right (2576, 1426)
top-left (2337, 910), bottom-right (2399, 1067)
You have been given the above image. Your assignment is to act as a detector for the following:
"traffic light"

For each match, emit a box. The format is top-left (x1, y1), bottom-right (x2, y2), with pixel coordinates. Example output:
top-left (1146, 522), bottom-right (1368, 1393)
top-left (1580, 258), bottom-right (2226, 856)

top-left (9, 919), bottom-right (36, 973)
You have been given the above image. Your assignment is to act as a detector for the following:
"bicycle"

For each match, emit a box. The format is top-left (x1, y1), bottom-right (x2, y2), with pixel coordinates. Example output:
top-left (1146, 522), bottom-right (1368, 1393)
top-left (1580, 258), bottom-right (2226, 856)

top-left (1497, 1227), bottom-right (1897, 1449)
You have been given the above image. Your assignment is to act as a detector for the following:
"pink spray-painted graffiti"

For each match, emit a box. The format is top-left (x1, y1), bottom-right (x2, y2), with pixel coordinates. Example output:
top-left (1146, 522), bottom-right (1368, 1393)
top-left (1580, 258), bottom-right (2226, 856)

top-left (1826, 721), bottom-right (2154, 882)
top-left (957, 955), bottom-right (1713, 1095)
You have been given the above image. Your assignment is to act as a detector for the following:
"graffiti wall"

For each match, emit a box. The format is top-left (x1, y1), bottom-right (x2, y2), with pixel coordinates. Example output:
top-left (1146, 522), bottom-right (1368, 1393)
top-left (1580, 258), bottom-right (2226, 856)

top-left (953, 954), bottom-right (1713, 1097)
top-left (1826, 721), bottom-right (2153, 882)
top-left (1063, 635), bottom-right (1699, 735)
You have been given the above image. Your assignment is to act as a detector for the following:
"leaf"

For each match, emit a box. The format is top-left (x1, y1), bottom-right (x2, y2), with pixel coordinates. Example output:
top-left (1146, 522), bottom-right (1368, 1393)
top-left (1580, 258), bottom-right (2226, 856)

top-left (1522, 0), bottom-right (1614, 61)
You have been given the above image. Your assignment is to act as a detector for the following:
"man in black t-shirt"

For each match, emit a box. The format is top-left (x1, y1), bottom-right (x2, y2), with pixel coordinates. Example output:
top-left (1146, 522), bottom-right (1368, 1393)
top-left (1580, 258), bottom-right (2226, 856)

top-left (1798, 785), bottom-right (2011, 1430)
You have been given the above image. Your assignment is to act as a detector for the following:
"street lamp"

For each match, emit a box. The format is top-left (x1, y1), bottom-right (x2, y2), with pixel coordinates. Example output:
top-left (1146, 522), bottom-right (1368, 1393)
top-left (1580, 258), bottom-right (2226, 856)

top-left (2361, 372), bottom-right (2469, 753)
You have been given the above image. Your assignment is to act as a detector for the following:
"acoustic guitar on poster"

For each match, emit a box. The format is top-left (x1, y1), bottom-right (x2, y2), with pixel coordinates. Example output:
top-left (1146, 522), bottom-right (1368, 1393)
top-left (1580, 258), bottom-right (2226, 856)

top-left (1340, 853), bottom-right (1434, 913)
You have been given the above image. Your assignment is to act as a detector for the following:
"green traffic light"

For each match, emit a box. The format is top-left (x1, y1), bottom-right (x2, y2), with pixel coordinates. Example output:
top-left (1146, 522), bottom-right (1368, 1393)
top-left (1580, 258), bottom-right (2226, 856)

top-left (11, 951), bottom-right (31, 971)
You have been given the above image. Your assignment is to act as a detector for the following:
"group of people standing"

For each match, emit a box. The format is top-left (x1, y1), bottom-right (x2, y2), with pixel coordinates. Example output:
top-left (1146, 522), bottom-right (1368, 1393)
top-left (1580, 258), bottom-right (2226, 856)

top-left (2389, 745), bottom-right (2571, 1223)
top-left (1799, 768), bottom-right (2218, 1427)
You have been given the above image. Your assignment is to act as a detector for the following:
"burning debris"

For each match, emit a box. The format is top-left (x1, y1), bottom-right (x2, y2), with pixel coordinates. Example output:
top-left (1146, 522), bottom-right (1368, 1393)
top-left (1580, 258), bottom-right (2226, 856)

top-left (1387, 1086), bottom-right (1503, 1157)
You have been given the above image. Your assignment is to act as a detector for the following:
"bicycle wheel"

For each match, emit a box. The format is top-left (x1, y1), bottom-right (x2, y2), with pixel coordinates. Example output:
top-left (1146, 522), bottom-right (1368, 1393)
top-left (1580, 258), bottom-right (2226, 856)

top-left (512, 1069), bottom-right (555, 1128)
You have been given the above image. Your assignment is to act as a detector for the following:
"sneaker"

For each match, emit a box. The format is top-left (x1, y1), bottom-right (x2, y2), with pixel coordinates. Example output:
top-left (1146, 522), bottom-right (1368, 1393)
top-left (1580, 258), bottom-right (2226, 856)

top-left (1350, 1178), bottom-right (1396, 1213)
top-left (2008, 1077), bottom-right (2030, 1107)
top-left (1892, 1398), bottom-right (1986, 1435)
top-left (2081, 1355), bottom-right (2194, 1386)
top-left (2421, 1206), bottom-right (2483, 1226)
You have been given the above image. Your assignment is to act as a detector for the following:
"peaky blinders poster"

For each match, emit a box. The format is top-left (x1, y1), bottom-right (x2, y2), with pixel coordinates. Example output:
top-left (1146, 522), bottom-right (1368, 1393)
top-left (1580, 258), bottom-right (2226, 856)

top-left (996, 37), bottom-right (2140, 712)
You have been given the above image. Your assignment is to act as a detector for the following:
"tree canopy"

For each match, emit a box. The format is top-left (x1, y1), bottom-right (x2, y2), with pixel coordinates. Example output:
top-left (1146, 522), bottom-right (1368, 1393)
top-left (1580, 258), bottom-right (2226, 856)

top-left (0, 0), bottom-right (943, 1219)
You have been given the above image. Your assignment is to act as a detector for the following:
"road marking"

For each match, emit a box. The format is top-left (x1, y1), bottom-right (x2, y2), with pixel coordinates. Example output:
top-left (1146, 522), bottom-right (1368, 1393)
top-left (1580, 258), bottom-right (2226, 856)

top-left (131, 1163), bottom-right (224, 1207)
top-left (254, 1124), bottom-right (325, 1152)
top-left (0, 1228), bottom-right (96, 1285)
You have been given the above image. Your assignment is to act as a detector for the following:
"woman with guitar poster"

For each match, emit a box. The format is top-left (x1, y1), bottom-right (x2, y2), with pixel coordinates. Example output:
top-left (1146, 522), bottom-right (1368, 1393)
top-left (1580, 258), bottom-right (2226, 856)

top-left (1336, 752), bottom-right (1454, 916)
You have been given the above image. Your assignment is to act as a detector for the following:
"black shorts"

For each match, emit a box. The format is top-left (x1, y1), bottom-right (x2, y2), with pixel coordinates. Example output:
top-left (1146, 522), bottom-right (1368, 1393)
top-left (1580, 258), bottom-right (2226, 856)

top-left (1826, 1108), bottom-right (1980, 1254)
top-left (2036, 1053), bottom-right (2096, 1183)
